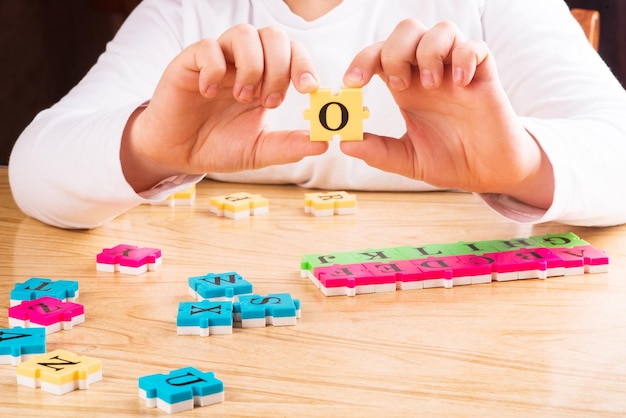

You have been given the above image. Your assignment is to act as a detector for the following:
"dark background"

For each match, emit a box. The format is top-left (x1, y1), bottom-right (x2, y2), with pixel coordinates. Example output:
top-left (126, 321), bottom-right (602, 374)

top-left (1, 0), bottom-right (624, 166)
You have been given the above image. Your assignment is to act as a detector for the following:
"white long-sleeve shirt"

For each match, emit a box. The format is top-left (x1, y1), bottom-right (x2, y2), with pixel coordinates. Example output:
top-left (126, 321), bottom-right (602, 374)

top-left (9, 0), bottom-right (626, 228)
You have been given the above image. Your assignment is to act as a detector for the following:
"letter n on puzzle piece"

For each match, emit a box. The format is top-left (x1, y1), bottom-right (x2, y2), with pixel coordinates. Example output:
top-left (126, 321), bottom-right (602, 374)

top-left (304, 88), bottom-right (369, 141)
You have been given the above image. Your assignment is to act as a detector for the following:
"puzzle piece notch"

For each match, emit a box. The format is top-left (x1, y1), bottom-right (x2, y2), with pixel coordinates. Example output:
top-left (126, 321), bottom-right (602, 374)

top-left (209, 192), bottom-right (269, 219)
top-left (304, 88), bottom-right (369, 141)
top-left (139, 367), bottom-right (224, 414)
top-left (233, 293), bottom-right (301, 327)
top-left (188, 271), bottom-right (253, 302)
top-left (0, 327), bottom-right (46, 366)
top-left (96, 244), bottom-right (162, 275)
top-left (10, 277), bottom-right (79, 307)
top-left (177, 301), bottom-right (233, 337)
top-left (16, 349), bottom-right (102, 395)
top-left (304, 191), bottom-right (357, 217)
top-left (8, 296), bottom-right (85, 334)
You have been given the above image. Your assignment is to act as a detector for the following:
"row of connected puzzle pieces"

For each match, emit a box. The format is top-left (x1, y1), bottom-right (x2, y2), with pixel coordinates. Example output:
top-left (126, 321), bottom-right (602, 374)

top-left (180, 272), bottom-right (301, 336)
top-left (300, 232), bottom-right (609, 296)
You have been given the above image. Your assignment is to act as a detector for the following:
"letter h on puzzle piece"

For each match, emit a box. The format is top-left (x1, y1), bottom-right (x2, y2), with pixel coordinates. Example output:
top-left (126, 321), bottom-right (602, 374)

top-left (139, 367), bottom-right (224, 414)
top-left (304, 88), bottom-right (369, 141)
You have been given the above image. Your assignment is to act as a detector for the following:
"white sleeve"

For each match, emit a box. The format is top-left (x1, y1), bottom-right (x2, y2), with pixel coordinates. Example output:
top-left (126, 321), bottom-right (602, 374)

top-left (478, 0), bottom-right (626, 226)
top-left (8, 0), bottom-right (201, 229)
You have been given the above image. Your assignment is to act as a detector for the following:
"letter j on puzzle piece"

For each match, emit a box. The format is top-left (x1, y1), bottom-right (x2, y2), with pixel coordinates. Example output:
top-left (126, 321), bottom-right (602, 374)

top-left (304, 88), bottom-right (369, 141)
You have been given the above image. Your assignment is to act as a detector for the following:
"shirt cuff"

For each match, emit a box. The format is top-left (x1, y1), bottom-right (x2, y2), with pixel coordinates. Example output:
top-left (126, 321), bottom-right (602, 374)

top-left (139, 174), bottom-right (205, 201)
top-left (479, 192), bottom-right (549, 224)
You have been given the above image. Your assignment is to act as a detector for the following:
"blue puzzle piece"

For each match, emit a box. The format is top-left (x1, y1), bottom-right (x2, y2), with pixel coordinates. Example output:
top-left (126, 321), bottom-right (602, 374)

top-left (0, 327), bottom-right (46, 366)
top-left (233, 293), bottom-right (301, 327)
top-left (10, 278), bottom-right (79, 307)
top-left (139, 367), bottom-right (224, 414)
top-left (188, 272), bottom-right (253, 301)
top-left (177, 301), bottom-right (233, 336)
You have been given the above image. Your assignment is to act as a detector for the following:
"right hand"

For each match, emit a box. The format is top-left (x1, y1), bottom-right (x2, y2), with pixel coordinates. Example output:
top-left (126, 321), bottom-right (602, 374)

top-left (121, 24), bottom-right (328, 191)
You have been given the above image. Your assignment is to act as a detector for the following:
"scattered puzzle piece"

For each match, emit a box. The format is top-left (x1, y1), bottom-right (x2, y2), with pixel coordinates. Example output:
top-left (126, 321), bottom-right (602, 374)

top-left (304, 88), bottom-right (369, 141)
top-left (139, 367), bottom-right (224, 414)
top-left (233, 293), bottom-right (301, 327)
top-left (10, 277), bottom-right (79, 307)
top-left (16, 349), bottom-right (102, 395)
top-left (152, 185), bottom-right (197, 207)
top-left (0, 327), bottom-right (46, 366)
top-left (96, 244), bottom-right (162, 275)
top-left (209, 192), bottom-right (269, 219)
top-left (188, 272), bottom-right (253, 302)
top-left (304, 191), bottom-right (357, 216)
top-left (8, 297), bottom-right (85, 334)
top-left (177, 301), bottom-right (233, 337)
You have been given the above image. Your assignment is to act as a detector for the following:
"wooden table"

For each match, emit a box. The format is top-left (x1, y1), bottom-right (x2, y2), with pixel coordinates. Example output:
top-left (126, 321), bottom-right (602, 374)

top-left (1, 167), bottom-right (626, 417)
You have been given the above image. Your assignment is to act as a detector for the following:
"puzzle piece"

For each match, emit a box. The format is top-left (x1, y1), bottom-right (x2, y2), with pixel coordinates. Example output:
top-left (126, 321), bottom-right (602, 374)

top-left (0, 327), bottom-right (46, 366)
top-left (177, 301), bottom-right (233, 337)
top-left (139, 367), bottom-right (224, 414)
top-left (152, 184), bottom-right (197, 207)
top-left (233, 293), bottom-right (301, 327)
top-left (188, 272), bottom-right (253, 302)
top-left (96, 244), bottom-right (162, 275)
top-left (16, 349), bottom-right (102, 395)
top-left (304, 191), bottom-right (357, 216)
top-left (304, 88), bottom-right (369, 141)
top-left (10, 277), bottom-right (79, 307)
top-left (209, 192), bottom-right (269, 219)
top-left (8, 297), bottom-right (85, 334)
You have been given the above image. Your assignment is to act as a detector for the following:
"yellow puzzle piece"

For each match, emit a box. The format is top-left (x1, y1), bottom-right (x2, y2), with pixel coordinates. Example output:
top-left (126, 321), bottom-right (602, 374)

top-left (304, 88), bottom-right (369, 141)
top-left (304, 191), bottom-right (357, 216)
top-left (209, 192), bottom-right (269, 219)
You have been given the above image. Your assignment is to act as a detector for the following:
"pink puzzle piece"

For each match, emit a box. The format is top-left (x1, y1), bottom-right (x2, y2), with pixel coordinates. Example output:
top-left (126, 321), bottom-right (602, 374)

top-left (314, 263), bottom-right (396, 296)
top-left (552, 245), bottom-right (609, 274)
top-left (96, 244), bottom-right (162, 275)
top-left (8, 297), bottom-right (85, 334)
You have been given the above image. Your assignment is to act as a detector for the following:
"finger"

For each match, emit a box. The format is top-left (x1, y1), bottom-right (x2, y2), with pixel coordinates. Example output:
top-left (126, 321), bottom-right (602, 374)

top-left (257, 26), bottom-right (292, 108)
top-left (218, 24), bottom-right (265, 102)
top-left (343, 41), bottom-right (384, 88)
top-left (194, 38), bottom-right (227, 98)
top-left (450, 39), bottom-right (493, 86)
top-left (416, 20), bottom-right (464, 89)
top-left (340, 133), bottom-right (416, 179)
top-left (379, 18), bottom-right (428, 90)
top-left (290, 40), bottom-right (320, 93)
top-left (252, 130), bottom-right (329, 168)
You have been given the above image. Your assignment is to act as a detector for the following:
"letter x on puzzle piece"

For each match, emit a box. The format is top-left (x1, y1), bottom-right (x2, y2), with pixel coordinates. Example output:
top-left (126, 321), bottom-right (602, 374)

top-left (304, 88), bottom-right (369, 141)
top-left (139, 367), bottom-right (224, 414)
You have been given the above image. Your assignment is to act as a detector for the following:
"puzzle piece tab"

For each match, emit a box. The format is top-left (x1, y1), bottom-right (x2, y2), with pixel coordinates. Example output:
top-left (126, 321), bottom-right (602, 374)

top-left (96, 244), bottom-right (162, 275)
top-left (139, 367), bottom-right (224, 414)
top-left (10, 277), bottom-right (79, 307)
top-left (177, 301), bottom-right (233, 337)
top-left (233, 293), bottom-right (301, 327)
top-left (304, 191), bottom-right (357, 216)
top-left (16, 349), bottom-right (102, 395)
top-left (304, 88), bottom-right (369, 141)
top-left (209, 192), bottom-right (269, 219)
top-left (0, 327), bottom-right (46, 366)
top-left (188, 272), bottom-right (253, 302)
top-left (8, 297), bottom-right (85, 334)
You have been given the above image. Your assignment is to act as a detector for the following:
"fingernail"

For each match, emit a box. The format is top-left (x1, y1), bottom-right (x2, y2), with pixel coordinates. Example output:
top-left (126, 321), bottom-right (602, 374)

top-left (345, 67), bottom-right (364, 85)
top-left (388, 75), bottom-right (406, 90)
top-left (238, 85), bottom-right (255, 102)
top-left (299, 72), bottom-right (318, 90)
top-left (453, 67), bottom-right (465, 84)
top-left (264, 92), bottom-right (283, 108)
top-left (420, 69), bottom-right (435, 88)
top-left (205, 83), bottom-right (219, 97)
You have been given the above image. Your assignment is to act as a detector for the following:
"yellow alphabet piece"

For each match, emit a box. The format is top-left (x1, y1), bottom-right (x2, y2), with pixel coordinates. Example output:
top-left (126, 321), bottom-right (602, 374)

top-left (16, 349), bottom-right (102, 395)
top-left (152, 185), bottom-right (197, 207)
top-left (304, 88), bottom-right (369, 141)
top-left (304, 191), bottom-right (357, 217)
top-left (209, 192), bottom-right (269, 219)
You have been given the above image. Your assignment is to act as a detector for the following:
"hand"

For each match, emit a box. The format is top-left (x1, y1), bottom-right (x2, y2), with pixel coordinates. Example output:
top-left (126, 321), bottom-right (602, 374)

top-left (341, 19), bottom-right (554, 209)
top-left (121, 24), bottom-right (328, 191)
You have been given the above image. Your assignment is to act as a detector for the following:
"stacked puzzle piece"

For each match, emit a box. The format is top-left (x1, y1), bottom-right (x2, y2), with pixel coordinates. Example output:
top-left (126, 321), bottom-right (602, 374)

top-left (180, 272), bottom-right (301, 336)
top-left (304, 191), bottom-right (357, 216)
top-left (301, 232), bottom-right (609, 296)
top-left (209, 192), bottom-right (269, 219)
